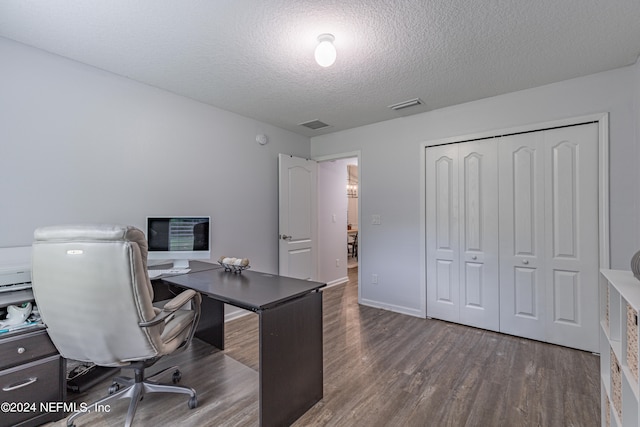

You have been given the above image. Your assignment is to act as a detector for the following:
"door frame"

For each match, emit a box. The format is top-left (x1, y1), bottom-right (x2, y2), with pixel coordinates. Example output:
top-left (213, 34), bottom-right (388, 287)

top-left (420, 113), bottom-right (610, 318)
top-left (314, 150), bottom-right (362, 304)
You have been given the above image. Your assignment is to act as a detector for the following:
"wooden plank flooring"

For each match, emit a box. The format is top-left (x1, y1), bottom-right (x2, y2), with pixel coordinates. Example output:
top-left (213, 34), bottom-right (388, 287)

top-left (47, 267), bottom-right (600, 426)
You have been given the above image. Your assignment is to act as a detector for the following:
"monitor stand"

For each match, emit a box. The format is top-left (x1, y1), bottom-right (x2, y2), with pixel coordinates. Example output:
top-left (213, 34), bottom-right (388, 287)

top-left (172, 259), bottom-right (190, 269)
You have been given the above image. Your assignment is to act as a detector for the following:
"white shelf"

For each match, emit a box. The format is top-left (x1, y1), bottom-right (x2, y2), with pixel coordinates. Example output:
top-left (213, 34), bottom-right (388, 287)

top-left (601, 269), bottom-right (640, 427)
top-left (0, 289), bottom-right (34, 308)
top-left (601, 270), bottom-right (640, 310)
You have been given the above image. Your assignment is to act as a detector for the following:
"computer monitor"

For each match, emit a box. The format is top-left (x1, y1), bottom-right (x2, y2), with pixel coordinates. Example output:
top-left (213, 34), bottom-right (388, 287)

top-left (146, 216), bottom-right (211, 269)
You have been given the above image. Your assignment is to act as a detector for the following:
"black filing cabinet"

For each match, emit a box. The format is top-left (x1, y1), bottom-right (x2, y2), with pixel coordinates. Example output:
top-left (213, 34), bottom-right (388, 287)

top-left (0, 328), bottom-right (66, 427)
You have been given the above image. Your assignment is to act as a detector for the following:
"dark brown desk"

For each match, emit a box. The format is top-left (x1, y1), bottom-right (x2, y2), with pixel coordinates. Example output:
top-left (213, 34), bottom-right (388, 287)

top-left (154, 261), bottom-right (325, 427)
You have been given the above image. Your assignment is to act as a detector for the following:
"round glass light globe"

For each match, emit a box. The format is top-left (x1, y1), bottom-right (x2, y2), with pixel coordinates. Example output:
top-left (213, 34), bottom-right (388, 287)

top-left (315, 39), bottom-right (336, 67)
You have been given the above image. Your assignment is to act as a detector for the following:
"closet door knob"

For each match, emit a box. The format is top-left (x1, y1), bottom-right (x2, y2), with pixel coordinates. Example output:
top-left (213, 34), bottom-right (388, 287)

top-left (471, 256), bottom-right (477, 260)
top-left (522, 260), bottom-right (529, 265)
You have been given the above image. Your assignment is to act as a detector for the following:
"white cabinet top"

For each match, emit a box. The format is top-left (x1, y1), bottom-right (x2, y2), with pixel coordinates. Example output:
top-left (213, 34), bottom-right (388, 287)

top-left (601, 269), bottom-right (640, 310)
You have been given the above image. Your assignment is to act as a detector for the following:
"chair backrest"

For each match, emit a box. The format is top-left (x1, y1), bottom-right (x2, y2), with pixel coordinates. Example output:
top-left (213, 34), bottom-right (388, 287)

top-left (31, 224), bottom-right (164, 367)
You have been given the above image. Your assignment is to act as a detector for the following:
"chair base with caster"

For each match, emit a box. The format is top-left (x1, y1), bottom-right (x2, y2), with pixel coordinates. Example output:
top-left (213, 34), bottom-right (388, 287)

top-left (66, 360), bottom-right (197, 427)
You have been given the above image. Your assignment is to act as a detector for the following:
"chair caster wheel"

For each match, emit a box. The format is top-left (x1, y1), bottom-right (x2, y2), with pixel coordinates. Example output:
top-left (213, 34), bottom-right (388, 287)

top-left (108, 383), bottom-right (120, 395)
top-left (172, 369), bottom-right (182, 384)
top-left (188, 396), bottom-right (198, 409)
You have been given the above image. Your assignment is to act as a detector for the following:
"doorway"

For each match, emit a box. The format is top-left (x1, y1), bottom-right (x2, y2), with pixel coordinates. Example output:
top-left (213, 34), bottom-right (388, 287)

top-left (315, 151), bottom-right (361, 300)
top-left (346, 161), bottom-right (358, 269)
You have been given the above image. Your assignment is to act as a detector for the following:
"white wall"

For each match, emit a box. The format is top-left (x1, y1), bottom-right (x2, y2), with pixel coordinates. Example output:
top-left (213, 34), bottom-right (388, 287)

top-left (4, 36), bottom-right (638, 321)
top-left (0, 37), bottom-right (310, 277)
top-left (311, 64), bottom-right (639, 317)
top-left (317, 159), bottom-right (350, 285)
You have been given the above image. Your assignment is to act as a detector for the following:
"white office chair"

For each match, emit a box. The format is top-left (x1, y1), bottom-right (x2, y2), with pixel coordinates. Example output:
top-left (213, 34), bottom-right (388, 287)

top-left (31, 224), bottom-right (202, 427)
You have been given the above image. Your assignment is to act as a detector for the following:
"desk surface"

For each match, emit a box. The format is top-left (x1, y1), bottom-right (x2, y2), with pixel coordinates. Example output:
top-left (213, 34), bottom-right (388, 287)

top-left (160, 261), bottom-right (326, 311)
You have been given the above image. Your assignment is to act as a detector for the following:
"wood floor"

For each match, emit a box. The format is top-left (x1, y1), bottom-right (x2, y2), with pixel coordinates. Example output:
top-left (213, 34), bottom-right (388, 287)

top-left (47, 267), bottom-right (600, 426)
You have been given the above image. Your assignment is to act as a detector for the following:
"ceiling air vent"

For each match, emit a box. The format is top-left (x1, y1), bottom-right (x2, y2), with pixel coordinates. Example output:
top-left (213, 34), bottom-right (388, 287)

top-left (299, 119), bottom-right (330, 130)
top-left (388, 98), bottom-right (424, 111)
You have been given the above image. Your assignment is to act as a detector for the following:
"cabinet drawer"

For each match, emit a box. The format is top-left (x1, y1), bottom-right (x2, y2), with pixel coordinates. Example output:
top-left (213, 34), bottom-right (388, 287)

top-left (0, 330), bottom-right (57, 370)
top-left (0, 355), bottom-right (63, 427)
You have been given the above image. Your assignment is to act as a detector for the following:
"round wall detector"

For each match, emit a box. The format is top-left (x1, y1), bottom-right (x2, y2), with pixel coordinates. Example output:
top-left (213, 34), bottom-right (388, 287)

top-left (256, 134), bottom-right (269, 145)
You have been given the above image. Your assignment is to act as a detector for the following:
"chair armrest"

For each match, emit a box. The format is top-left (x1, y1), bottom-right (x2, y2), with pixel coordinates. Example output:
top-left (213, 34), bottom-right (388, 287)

top-left (139, 289), bottom-right (199, 327)
top-left (163, 289), bottom-right (198, 311)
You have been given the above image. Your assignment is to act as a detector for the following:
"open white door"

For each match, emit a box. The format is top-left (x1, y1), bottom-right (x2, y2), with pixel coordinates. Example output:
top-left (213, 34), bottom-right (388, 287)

top-left (278, 154), bottom-right (318, 280)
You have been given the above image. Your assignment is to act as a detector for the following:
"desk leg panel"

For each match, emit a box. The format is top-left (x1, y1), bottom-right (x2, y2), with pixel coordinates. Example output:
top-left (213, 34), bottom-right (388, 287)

top-left (259, 291), bottom-right (323, 427)
top-left (195, 296), bottom-right (225, 350)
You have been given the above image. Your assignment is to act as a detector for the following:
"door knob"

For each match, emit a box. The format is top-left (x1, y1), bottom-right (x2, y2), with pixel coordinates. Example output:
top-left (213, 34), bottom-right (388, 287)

top-left (280, 234), bottom-right (292, 240)
top-left (523, 259), bottom-right (529, 265)
top-left (471, 256), bottom-right (477, 260)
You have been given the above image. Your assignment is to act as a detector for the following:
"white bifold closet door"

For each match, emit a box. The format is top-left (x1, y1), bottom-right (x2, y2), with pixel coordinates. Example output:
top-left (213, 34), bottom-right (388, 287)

top-left (426, 139), bottom-right (499, 331)
top-left (498, 123), bottom-right (599, 351)
top-left (426, 122), bottom-right (599, 352)
top-left (497, 131), bottom-right (546, 341)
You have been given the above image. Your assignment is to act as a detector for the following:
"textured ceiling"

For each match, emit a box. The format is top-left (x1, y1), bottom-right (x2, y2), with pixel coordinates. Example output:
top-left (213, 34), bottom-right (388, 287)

top-left (1, 0), bottom-right (640, 137)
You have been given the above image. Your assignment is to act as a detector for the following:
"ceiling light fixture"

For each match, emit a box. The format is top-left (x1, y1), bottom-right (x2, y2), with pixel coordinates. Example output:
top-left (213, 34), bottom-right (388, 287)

top-left (314, 33), bottom-right (336, 67)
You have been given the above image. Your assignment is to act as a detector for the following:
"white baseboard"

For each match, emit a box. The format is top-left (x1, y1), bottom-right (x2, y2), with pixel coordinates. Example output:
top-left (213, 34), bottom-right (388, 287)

top-left (359, 298), bottom-right (425, 318)
top-left (325, 276), bottom-right (348, 288)
top-left (224, 307), bottom-right (252, 322)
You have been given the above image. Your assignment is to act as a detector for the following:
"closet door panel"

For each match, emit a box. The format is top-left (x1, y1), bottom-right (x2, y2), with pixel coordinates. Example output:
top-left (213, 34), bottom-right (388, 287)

top-left (499, 133), bottom-right (546, 341)
top-left (426, 144), bottom-right (460, 322)
top-left (551, 142), bottom-right (579, 258)
top-left (458, 140), bottom-right (499, 331)
top-left (464, 262), bottom-right (483, 307)
top-left (513, 147), bottom-right (537, 255)
top-left (552, 270), bottom-right (579, 323)
top-left (544, 123), bottom-right (599, 352)
top-left (435, 259), bottom-right (455, 304)
top-left (513, 267), bottom-right (539, 317)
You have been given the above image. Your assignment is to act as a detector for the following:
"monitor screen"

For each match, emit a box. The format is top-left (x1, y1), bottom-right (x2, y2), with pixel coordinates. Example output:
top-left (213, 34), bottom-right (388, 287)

top-left (146, 216), bottom-right (211, 268)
